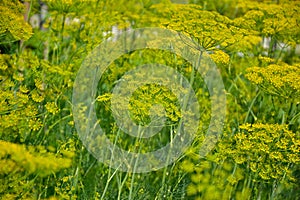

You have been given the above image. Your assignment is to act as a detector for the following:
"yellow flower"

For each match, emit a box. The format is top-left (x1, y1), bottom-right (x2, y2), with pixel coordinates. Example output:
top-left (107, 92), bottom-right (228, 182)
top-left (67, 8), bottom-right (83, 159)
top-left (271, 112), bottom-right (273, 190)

top-left (211, 50), bottom-right (230, 65)
top-left (0, 0), bottom-right (33, 41)
top-left (34, 79), bottom-right (45, 91)
top-left (186, 184), bottom-right (198, 196)
top-left (31, 90), bottom-right (45, 103)
top-left (29, 118), bottom-right (42, 131)
top-left (0, 54), bottom-right (9, 71)
top-left (181, 159), bottom-right (195, 173)
top-left (245, 63), bottom-right (300, 98)
top-left (19, 85), bottom-right (29, 93)
top-left (45, 102), bottom-right (60, 115)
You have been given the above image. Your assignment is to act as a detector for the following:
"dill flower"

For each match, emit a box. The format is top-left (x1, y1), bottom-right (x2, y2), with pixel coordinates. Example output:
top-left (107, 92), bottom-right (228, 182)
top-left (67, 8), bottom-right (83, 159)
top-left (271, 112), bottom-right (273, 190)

top-left (0, 140), bottom-right (72, 176)
top-left (211, 50), bottom-right (230, 65)
top-left (31, 90), bottom-right (45, 103)
top-left (221, 123), bottom-right (300, 182)
top-left (0, 0), bottom-right (33, 41)
top-left (45, 102), bottom-right (60, 115)
top-left (0, 54), bottom-right (9, 71)
top-left (245, 63), bottom-right (300, 98)
top-left (28, 118), bottom-right (43, 131)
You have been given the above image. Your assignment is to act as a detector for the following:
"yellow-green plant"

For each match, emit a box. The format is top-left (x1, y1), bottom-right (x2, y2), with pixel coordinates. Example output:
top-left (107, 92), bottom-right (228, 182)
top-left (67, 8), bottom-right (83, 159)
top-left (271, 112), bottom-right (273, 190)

top-left (1, 0), bottom-right (299, 199)
top-left (181, 158), bottom-right (249, 200)
top-left (218, 123), bottom-right (300, 199)
top-left (246, 62), bottom-right (300, 99)
top-left (0, 140), bottom-right (73, 199)
top-left (0, 0), bottom-right (32, 44)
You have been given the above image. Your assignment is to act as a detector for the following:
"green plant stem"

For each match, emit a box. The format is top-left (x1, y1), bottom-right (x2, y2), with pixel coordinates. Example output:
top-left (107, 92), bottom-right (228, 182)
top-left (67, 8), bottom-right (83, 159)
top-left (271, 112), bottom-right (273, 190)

top-left (100, 127), bottom-right (122, 200)
top-left (128, 125), bottom-right (143, 200)
top-left (155, 126), bottom-right (174, 199)
top-left (244, 90), bottom-right (261, 124)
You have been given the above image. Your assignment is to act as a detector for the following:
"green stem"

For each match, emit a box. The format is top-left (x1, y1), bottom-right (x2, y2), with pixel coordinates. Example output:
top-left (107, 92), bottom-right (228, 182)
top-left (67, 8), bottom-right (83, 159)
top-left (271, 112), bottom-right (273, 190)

top-left (156, 126), bottom-right (174, 199)
top-left (100, 128), bottom-right (122, 199)
top-left (128, 125), bottom-right (144, 200)
top-left (244, 90), bottom-right (261, 124)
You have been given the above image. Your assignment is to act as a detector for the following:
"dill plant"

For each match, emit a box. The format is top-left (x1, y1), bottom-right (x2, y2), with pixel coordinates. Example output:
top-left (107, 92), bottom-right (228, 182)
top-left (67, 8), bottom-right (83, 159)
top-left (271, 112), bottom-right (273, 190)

top-left (0, 0), bottom-right (299, 199)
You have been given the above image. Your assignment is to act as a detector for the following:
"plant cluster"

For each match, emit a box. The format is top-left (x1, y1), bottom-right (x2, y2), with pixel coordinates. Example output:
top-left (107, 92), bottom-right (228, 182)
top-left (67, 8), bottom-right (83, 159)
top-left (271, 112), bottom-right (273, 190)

top-left (0, 0), bottom-right (299, 199)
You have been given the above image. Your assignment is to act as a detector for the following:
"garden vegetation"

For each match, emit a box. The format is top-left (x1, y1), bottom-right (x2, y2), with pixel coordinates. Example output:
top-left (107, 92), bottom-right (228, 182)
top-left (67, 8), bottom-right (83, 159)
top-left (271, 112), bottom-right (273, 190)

top-left (0, 0), bottom-right (299, 199)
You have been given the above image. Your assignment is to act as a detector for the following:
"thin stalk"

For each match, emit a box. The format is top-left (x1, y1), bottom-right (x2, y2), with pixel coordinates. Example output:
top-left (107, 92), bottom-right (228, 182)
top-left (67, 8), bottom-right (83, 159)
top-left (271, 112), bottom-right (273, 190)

top-left (168, 171), bottom-right (188, 200)
top-left (244, 90), bottom-right (261, 124)
top-left (101, 128), bottom-right (122, 200)
top-left (71, 145), bottom-right (85, 198)
top-left (128, 125), bottom-right (143, 200)
top-left (19, 0), bottom-right (33, 52)
top-left (270, 180), bottom-right (278, 200)
top-left (117, 167), bottom-right (129, 200)
top-left (156, 126), bottom-right (174, 199)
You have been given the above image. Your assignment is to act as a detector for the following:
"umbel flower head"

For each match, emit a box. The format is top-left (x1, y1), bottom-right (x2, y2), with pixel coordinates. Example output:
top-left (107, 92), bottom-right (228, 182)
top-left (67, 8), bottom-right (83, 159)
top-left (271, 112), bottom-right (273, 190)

top-left (245, 62), bottom-right (300, 98)
top-left (0, 0), bottom-right (32, 41)
top-left (220, 123), bottom-right (299, 182)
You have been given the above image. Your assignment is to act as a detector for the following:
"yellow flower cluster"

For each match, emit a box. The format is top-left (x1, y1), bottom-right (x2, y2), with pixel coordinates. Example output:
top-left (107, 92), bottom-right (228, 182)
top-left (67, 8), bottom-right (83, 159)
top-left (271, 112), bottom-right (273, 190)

top-left (0, 48), bottom-right (76, 152)
top-left (28, 118), bottom-right (43, 131)
top-left (45, 0), bottom-right (100, 15)
top-left (236, 0), bottom-right (300, 45)
top-left (183, 158), bottom-right (248, 199)
top-left (0, 54), bottom-right (9, 70)
top-left (258, 55), bottom-right (275, 64)
top-left (31, 90), bottom-right (45, 102)
top-left (97, 93), bottom-right (112, 102)
top-left (210, 50), bottom-right (230, 65)
top-left (196, 0), bottom-right (300, 54)
top-left (146, 3), bottom-right (260, 52)
top-left (0, 140), bottom-right (73, 199)
top-left (107, 83), bottom-right (181, 126)
top-left (0, 0), bottom-right (32, 41)
top-left (45, 102), bottom-right (60, 115)
top-left (221, 123), bottom-right (299, 181)
top-left (134, 84), bottom-right (181, 124)
top-left (245, 63), bottom-right (300, 98)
